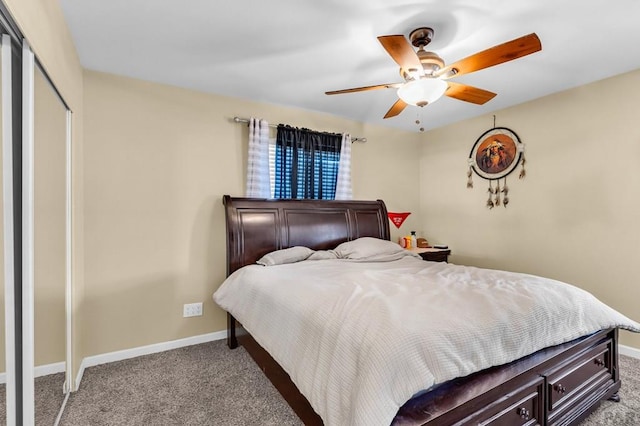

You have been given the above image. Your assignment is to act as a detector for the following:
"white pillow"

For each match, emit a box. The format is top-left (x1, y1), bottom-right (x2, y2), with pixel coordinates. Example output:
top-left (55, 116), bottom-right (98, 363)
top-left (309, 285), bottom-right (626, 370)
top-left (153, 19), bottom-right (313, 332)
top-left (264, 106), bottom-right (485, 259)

top-left (256, 246), bottom-right (314, 266)
top-left (333, 237), bottom-right (405, 260)
top-left (307, 250), bottom-right (338, 260)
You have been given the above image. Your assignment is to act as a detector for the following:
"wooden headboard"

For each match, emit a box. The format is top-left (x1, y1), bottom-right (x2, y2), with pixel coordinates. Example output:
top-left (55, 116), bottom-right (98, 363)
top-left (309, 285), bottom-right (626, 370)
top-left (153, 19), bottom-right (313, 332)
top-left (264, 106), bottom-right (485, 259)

top-left (223, 195), bottom-right (390, 276)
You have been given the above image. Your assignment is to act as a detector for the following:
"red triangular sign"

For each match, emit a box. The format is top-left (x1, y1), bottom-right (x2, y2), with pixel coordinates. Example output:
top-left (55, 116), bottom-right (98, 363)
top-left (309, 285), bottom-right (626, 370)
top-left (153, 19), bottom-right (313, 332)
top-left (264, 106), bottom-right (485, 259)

top-left (388, 212), bottom-right (410, 229)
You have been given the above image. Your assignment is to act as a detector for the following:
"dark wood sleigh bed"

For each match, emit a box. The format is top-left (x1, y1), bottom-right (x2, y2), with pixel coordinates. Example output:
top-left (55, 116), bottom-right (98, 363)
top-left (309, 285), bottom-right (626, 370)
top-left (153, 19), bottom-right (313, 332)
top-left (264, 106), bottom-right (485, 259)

top-left (221, 195), bottom-right (621, 425)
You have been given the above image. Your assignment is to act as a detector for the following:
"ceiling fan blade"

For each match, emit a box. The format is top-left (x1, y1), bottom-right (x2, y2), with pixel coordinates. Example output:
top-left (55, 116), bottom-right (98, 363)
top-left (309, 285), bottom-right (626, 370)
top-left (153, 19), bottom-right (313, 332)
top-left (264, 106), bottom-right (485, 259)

top-left (325, 82), bottom-right (402, 95)
top-left (377, 35), bottom-right (422, 73)
top-left (438, 33), bottom-right (541, 79)
top-left (384, 99), bottom-right (408, 119)
top-left (445, 81), bottom-right (497, 105)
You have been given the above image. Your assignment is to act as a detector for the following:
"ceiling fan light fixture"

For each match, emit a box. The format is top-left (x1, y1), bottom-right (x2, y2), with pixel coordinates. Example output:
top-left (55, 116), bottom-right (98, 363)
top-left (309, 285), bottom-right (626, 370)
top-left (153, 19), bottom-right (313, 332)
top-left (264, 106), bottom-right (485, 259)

top-left (404, 67), bottom-right (421, 80)
top-left (397, 78), bottom-right (448, 107)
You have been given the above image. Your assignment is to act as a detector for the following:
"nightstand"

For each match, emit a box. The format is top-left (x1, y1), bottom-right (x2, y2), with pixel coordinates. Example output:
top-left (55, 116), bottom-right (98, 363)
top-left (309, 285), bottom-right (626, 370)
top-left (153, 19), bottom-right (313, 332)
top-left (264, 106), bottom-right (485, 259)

top-left (410, 247), bottom-right (451, 263)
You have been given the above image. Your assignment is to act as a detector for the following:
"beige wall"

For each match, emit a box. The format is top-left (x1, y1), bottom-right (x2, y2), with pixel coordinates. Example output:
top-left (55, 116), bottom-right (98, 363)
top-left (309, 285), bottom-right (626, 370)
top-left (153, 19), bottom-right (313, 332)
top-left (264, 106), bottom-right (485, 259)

top-left (82, 70), bottom-right (422, 356)
top-left (4, 0), bottom-right (84, 382)
top-left (420, 69), bottom-right (640, 349)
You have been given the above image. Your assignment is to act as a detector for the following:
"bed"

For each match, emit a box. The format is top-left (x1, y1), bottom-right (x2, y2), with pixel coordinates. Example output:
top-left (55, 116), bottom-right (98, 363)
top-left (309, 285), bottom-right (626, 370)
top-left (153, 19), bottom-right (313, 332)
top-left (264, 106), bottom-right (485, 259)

top-left (215, 195), bottom-right (639, 425)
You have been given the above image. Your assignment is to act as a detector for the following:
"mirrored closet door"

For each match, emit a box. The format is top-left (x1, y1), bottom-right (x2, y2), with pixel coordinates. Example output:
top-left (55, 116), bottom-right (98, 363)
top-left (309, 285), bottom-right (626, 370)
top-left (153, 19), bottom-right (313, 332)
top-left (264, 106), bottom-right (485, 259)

top-left (33, 60), bottom-right (69, 424)
top-left (23, 42), bottom-right (72, 425)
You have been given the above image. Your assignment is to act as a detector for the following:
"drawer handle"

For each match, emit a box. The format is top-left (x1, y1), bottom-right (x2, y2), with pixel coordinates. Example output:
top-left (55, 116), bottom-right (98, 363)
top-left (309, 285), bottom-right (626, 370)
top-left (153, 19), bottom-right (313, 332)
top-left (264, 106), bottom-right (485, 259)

top-left (517, 407), bottom-right (531, 420)
top-left (554, 383), bottom-right (567, 394)
top-left (594, 358), bottom-right (605, 367)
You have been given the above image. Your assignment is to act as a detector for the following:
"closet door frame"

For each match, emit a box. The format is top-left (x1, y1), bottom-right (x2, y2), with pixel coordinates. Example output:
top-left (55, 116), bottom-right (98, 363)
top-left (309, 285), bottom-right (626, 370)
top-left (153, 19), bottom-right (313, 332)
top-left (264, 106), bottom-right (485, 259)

top-left (0, 6), bottom-right (23, 423)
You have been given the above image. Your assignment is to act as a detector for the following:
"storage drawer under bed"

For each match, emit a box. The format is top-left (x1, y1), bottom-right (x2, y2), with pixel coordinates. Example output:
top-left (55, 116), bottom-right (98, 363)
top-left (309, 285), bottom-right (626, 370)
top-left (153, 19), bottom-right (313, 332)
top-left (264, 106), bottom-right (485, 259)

top-left (545, 338), bottom-right (615, 425)
top-left (455, 377), bottom-right (544, 426)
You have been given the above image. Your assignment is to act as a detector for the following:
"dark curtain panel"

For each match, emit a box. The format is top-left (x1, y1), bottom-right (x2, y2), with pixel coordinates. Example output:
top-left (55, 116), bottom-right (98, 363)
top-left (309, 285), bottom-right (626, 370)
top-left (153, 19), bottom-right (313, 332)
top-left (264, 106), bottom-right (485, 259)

top-left (274, 125), bottom-right (342, 199)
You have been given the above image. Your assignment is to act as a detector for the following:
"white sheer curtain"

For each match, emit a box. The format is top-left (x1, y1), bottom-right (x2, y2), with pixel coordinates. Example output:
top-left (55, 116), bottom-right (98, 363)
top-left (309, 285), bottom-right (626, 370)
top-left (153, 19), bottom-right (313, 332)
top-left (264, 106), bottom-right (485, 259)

top-left (334, 133), bottom-right (353, 200)
top-left (245, 118), bottom-right (271, 198)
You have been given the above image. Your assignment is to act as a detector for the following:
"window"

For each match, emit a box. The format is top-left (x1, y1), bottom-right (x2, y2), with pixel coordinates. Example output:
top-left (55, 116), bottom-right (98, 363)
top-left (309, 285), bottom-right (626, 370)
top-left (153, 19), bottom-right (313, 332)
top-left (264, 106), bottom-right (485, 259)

top-left (271, 125), bottom-right (342, 200)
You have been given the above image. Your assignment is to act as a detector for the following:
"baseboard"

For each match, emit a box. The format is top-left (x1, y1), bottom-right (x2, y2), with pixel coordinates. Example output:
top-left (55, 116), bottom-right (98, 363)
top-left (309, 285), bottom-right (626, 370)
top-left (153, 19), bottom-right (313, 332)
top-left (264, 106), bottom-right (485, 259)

top-left (74, 330), bottom-right (227, 390)
top-left (0, 361), bottom-right (65, 384)
top-left (620, 344), bottom-right (640, 360)
top-left (36, 361), bottom-right (66, 378)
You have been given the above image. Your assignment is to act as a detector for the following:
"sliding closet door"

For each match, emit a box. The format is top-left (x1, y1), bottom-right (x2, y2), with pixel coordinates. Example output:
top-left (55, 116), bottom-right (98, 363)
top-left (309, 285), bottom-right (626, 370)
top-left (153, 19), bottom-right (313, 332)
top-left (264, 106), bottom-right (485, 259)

top-left (1, 32), bottom-right (15, 426)
top-left (33, 63), bottom-right (67, 422)
top-left (22, 41), bottom-right (72, 425)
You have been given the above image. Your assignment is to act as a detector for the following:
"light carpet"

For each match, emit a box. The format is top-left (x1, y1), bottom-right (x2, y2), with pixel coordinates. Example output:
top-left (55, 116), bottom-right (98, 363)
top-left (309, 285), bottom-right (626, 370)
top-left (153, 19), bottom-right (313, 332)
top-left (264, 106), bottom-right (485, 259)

top-left (54, 340), bottom-right (638, 425)
top-left (0, 372), bottom-right (65, 425)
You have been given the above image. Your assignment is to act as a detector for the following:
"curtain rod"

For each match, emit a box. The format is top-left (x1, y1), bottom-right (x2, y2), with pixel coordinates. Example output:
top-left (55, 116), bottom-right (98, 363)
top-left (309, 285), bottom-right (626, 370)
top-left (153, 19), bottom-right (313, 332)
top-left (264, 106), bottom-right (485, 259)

top-left (232, 117), bottom-right (367, 143)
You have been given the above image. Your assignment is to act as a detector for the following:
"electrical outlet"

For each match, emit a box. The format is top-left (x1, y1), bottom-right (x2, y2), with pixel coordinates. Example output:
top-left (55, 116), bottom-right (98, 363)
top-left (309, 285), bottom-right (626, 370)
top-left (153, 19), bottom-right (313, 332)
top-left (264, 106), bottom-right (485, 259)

top-left (183, 302), bottom-right (203, 317)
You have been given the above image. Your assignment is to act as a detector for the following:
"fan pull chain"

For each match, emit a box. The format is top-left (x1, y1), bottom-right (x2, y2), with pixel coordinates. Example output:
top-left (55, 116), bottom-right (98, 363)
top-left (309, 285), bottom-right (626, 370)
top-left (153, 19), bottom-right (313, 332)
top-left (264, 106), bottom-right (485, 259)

top-left (415, 110), bottom-right (425, 132)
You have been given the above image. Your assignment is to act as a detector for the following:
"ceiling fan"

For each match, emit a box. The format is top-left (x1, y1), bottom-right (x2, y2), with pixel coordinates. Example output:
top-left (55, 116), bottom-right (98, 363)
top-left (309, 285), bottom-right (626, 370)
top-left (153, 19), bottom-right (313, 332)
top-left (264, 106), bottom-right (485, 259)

top-left (326, 27), bottom-right (542, 119)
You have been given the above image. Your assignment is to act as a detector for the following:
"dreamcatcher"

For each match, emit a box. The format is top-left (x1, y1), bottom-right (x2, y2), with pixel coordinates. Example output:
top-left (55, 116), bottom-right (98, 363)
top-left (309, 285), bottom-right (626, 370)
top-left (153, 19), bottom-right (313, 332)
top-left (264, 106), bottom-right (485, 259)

top-left (466, 122), bottom-right (526, 209)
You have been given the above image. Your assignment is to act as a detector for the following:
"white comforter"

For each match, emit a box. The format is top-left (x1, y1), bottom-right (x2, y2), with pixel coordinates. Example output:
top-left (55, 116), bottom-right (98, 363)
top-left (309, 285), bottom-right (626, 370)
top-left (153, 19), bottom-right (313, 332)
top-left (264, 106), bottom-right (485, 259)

top-left (213, 256), bottom-right (640, 426)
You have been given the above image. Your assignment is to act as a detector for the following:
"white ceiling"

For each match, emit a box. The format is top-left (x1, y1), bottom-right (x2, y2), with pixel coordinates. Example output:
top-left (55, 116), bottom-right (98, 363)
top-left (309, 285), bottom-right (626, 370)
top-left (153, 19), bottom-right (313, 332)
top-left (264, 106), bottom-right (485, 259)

top-left (59, 0), bottom-right (640, 133)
